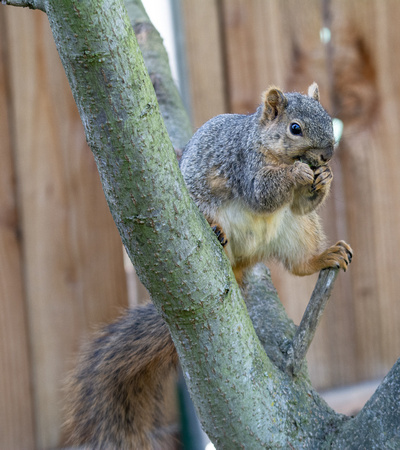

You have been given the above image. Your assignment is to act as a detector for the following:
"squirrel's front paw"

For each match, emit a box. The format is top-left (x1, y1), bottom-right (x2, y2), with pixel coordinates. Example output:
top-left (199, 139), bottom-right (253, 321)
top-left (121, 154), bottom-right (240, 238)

top-left (291, 161), bottom-right (314, 186)
top-left (312, 166), bottom-right (333, 192)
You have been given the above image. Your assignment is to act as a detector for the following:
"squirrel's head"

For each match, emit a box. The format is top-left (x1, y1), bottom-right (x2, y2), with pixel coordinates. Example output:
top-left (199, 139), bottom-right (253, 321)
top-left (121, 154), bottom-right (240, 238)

top-left (259, 83), bottom-right (335, 169)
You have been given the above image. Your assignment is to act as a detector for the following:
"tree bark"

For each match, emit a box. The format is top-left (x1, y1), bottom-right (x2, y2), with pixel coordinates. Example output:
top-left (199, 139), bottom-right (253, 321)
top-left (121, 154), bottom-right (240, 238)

top-left (121, 0), bottom-right (192, 154)
top-left (3, 0), bottom-right (400, 448)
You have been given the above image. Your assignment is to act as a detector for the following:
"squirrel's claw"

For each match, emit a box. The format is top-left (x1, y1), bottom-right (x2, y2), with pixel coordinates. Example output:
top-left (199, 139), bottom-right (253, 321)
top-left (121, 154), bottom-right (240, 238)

top-left (325, 240), bottom-right (353, 271)
top-left (312, 166), bottom-right (333, 192)
top-left (337, 240), bottom-right (353, 263)
top-left (212, 225), bottom-right (228, 247)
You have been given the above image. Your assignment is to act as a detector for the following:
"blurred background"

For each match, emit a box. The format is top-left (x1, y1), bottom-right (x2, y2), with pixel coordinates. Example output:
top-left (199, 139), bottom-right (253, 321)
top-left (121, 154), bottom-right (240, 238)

top-left (1, 0), bottom-right (400, 448)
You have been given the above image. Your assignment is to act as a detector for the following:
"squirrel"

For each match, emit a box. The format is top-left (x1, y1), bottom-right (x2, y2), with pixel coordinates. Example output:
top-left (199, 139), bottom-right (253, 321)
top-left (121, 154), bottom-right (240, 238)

top-left (180, 82), bottom-right (352, 282)
top-left (64, 84), bottom-right (352, 448)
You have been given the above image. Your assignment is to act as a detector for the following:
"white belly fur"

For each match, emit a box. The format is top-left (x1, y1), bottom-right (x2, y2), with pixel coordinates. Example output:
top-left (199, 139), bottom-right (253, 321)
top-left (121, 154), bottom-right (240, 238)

top-left (215, 201), bottom-right (290, 264)
top-left (212, 203), bottom-right (318, 265)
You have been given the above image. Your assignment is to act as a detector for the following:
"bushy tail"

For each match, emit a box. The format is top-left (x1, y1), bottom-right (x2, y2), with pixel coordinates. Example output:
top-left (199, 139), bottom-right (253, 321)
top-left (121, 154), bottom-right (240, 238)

top-left (64, 303), bottom-right (180, 450)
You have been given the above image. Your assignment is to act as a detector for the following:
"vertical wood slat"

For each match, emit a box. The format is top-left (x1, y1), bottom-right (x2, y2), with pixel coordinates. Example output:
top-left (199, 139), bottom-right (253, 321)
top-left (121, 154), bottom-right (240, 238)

top-left (329, 0), bottom-right (400, 381)
top-left (2, 6), bottom-right (129, 448)
top-left (0, 9), bottom-right (35, 449)
top-left (221, 0), bottom-right (295, 114)
top-left (181, 0), bottom-right (227, 128)
top-left (183, 0), bottom-right (400, 390)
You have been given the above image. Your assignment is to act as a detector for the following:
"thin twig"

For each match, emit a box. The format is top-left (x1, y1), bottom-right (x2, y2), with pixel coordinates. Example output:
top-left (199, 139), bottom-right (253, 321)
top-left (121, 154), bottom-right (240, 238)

top-left (286, 268), bottom-right (339, 375)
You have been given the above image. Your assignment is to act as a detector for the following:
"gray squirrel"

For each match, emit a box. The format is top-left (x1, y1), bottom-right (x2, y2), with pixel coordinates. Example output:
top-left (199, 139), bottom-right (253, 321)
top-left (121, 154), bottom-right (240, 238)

top-left (180, 82), bottom-right (352, 282)
top-left (64, 84), bottom-right (352, 449)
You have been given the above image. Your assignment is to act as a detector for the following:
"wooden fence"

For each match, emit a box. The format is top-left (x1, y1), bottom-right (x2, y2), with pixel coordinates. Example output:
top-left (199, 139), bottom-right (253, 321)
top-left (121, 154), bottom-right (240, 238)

top-left (1, 1), bottom-right (400, 448)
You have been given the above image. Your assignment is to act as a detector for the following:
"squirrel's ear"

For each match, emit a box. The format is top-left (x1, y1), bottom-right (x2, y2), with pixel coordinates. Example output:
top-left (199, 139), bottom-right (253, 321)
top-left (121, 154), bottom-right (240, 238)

top-left (261, 87), bottom-right (288, 121)
top-left (308, 82), bottom-right (320, 102)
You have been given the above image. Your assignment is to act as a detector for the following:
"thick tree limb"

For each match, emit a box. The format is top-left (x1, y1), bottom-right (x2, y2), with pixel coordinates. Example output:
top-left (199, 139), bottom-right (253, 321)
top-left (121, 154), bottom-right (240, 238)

top-left (242, 264), bottom-right (299, 371)
top-left (332, 357), bottom-right (400, 447)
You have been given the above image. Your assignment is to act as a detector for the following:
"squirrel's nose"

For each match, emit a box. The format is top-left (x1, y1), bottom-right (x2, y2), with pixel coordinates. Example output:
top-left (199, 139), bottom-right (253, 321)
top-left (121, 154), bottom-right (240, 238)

top-left (319, 145), bottom-right (334, 163)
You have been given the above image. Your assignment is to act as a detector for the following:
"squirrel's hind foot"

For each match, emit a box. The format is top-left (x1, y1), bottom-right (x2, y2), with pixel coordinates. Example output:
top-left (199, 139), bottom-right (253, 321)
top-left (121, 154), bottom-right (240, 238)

top-left (290, 240), bottom-right (353, 276)
top-left (314, 240), bottom-right (353, 273)
top-left (211, 224), bottom-right (228, 247)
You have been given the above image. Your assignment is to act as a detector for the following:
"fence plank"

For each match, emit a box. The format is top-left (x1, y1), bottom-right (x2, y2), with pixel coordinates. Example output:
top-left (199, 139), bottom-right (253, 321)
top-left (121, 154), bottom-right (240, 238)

top-left (327, 0), bottom-right (400, 381)
top-left (4, 7), bottom-right (129, 447)
top-left (181, 0), bottom-right (227, 127)
top-left (0, 9), bottom-right (35, 449)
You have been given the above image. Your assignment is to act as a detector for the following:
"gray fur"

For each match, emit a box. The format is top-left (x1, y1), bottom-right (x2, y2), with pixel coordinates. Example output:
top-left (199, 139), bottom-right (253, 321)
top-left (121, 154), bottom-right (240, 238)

top-left (180, 89), bottom-right (334, 219)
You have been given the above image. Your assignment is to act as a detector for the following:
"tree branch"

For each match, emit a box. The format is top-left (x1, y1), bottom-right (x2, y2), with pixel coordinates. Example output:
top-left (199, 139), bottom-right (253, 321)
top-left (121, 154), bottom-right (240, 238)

top-left (287, 268), bottom-right (339, 375)
top-left (124, 0), bottom-right (192, 153)
top-left (1, 0), bottom-right (45, 11)
top-left (332, 357), bottom-right (400, 447)
top-left (241, 264), bottom-right (299, 370)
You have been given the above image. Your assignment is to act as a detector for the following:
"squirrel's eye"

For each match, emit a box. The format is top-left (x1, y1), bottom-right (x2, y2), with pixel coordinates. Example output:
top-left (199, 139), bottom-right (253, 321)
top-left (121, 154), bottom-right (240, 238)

top-left (290, 122), bottom-right (302, 136)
